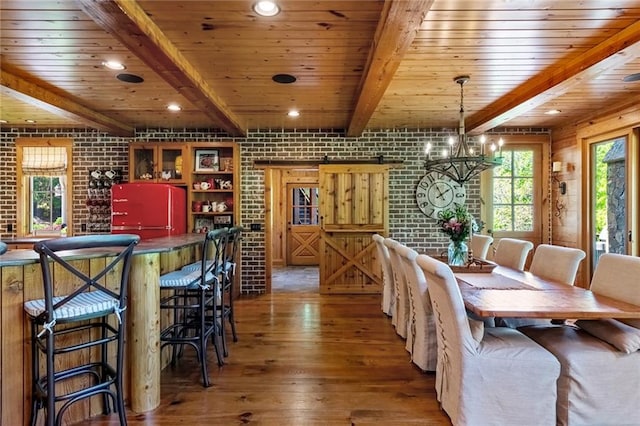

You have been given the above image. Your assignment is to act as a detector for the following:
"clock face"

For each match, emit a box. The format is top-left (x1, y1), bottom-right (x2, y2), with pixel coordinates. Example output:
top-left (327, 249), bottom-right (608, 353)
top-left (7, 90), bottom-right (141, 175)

top-left (415, 172), bottom-right (467, 219)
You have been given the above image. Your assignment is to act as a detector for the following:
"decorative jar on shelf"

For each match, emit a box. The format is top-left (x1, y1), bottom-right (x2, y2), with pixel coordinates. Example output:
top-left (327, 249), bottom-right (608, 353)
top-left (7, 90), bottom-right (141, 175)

top-left (447, 240), bottom-right (468, 266)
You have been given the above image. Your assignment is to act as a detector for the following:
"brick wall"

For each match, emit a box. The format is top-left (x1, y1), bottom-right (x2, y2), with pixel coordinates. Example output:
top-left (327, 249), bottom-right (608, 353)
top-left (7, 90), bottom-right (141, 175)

top-left (0, 126), bottom-right (548, 293)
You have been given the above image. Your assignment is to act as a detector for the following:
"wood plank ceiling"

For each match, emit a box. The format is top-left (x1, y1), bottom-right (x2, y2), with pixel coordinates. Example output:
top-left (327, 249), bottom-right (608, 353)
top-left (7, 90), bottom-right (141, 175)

top-left (1, 0), bottom-right (640, 137)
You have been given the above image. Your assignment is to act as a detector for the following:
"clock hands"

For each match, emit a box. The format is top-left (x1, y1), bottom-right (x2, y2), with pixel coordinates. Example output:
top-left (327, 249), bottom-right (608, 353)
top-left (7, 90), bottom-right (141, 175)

top-left (434, 184), bottom-right (451, 200)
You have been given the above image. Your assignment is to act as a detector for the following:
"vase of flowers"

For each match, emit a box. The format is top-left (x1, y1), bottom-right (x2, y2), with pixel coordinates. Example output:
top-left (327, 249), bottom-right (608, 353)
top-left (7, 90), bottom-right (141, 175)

top-left (437, 204), bottom-right (472, 266)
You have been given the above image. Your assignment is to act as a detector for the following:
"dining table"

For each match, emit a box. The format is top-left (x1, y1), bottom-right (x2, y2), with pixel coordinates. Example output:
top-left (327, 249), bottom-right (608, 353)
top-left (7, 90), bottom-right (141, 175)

top-left (454, 264), bottom-right (640, 320)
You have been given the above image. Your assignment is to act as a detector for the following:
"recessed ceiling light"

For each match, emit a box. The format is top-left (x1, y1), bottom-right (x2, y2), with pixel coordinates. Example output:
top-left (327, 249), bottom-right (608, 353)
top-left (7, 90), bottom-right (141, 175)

top-left (287, 110), bottom-right (300, 117)
top-left (253, 1), bottom-right (280, 16)
top-left (0, 119), bottom-right (7, 124)
top-left (102, 61), bottom-right (126, 70)
top-left (623, 73), bottom-right (640, 82)
top-left (272, 73), bottom-right (296, 84)
top-left (167, 104), bottom-right (182, 111)
top-left (117, 73), bottom-right (144, 84)
top-left (545, 109), bottom-right (561, 115)
top-left (25, 119), bottom-right (36, 123)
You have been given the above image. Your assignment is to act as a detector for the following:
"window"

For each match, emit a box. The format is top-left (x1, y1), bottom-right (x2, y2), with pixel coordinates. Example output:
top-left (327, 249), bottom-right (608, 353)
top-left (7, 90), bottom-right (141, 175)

top-left (30, 176), bottom-right (67, 233)
top-left (492, 149), bottom-right (534, 232)
top-left (291, 187), bottom-right (319, 225)
top-left (16, 139), bottom-right (73, 237)
top-left (480, 136), bottom-right (548, 250)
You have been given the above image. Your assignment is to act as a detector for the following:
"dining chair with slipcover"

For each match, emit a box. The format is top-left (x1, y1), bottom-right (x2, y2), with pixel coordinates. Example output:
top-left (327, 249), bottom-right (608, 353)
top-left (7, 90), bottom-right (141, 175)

top-left (372, 233), bottom-right (395, 317)
top-left (469, 233), bottom-right (493, 260)
top-left (520, 253), bottom-right (640, 426)
top-left (492, 238), bottom-right (533, 270)
top-left (498, 244), bottom-right (586, 328)
top-left (396, 244), bottom-right (437, 371)
top-left (384, 238), bottom-right (409, 339)
top-left (529, 244), bottom-right (586, 286)
top-left (415, 253), bottom-right (560, 426)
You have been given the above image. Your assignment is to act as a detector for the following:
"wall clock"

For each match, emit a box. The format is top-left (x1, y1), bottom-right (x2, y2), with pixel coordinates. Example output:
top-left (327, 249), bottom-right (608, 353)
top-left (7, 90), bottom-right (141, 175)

top-left (415, 172), bottom-right (467, 219)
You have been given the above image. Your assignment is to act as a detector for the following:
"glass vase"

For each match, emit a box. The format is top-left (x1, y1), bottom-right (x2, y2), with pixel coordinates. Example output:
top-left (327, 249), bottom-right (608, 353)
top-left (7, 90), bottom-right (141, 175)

top-left (448, 240), bottom-right (468, 266)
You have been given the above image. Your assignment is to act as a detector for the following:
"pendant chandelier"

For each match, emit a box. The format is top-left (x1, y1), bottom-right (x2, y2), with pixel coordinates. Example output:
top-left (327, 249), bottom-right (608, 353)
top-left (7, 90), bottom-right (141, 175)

top-left (424, 75), bottom-right (503, 184)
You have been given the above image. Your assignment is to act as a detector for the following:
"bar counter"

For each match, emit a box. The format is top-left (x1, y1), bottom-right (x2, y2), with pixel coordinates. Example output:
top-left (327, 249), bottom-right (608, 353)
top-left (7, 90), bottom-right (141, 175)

top-left (0, 233), bottom-right (204, 425)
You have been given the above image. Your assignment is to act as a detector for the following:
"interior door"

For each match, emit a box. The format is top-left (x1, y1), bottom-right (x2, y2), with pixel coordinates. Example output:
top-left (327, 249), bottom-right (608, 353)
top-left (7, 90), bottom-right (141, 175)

top-left (287, 184), bottom-right (320, 265)
top-left (318, 164), bottom-right (388, 294)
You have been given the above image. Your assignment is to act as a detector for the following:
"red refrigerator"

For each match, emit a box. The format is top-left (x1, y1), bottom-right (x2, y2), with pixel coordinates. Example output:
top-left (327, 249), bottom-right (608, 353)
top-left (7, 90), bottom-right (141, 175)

top-left (111, 183), bottom-right (186, 240)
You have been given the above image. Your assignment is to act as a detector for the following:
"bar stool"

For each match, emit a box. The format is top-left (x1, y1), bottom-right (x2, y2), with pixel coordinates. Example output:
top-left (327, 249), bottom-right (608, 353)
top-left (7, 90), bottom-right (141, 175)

top-left (180, 227), bottom-right (241, 357)
top-left (23, 234), bottom-right (140, 426)
top-left (159, 228), bottom-right (227, 387)
top-left (220, 225), bottom-right (243, 353)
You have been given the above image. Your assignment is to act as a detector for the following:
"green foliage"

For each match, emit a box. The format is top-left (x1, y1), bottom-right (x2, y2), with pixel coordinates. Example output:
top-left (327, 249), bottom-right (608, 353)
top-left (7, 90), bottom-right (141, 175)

top-left (31, 176), bottom-right (64, 231)
top-left (593, 142), bottom-right (611, 235)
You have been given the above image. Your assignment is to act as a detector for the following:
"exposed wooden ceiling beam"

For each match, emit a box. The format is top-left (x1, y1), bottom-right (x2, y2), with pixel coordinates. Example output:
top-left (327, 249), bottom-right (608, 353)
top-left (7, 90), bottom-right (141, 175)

top-left (347, 0), bottom-right (434, 137)
top-left (0, 66), bottom-right (134, 137)
top-left (77, 0), bottom-right (246, 137)
top-left (467, 20), bottom-right (640, 134)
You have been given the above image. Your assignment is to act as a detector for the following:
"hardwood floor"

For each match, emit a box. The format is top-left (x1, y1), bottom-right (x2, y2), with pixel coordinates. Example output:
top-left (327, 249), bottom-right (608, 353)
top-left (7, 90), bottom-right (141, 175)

top-left (78, 290), bottom-right (450, 425)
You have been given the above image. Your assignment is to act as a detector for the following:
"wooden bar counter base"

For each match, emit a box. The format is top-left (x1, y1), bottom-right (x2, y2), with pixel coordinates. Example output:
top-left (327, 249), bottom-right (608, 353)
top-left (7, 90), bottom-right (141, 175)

top-left (129, 252), bottom-right (162, 412)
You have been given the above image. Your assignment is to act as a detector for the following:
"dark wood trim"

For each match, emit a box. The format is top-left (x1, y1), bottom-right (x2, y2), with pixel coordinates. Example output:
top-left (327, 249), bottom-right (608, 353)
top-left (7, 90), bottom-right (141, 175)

top-left (254, 156), bottom-right (403, 168)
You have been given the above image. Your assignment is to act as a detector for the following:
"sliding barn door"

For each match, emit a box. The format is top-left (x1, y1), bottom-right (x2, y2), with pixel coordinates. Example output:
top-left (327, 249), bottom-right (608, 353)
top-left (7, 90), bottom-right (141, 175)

top-left (319, 164), bottom-right (389, 294)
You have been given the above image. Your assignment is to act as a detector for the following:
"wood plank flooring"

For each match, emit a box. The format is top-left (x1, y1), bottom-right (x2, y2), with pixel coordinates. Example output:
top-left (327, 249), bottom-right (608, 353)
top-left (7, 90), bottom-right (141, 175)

top-left (77, 290), bottom-right (450, 425)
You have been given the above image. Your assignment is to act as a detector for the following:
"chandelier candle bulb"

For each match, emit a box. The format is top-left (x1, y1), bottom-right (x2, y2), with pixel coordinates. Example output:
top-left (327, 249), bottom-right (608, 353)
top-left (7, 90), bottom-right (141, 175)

top-left (425, 142), bottom-right (432, 160)
top-left (480, 135), bottom-right (486, 155)
top-left (498, 138), bottom-right (504, 156)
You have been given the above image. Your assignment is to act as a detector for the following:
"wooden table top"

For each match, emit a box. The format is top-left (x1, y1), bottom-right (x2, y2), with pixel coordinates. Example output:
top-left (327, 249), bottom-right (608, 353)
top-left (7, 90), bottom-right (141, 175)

top-left (455, 266), bottom-right (640, 319)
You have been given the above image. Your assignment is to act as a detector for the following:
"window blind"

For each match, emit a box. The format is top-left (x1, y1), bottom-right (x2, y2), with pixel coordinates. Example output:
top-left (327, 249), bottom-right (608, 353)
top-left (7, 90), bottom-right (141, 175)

top-left (22, 146), bottom-right (68, 176)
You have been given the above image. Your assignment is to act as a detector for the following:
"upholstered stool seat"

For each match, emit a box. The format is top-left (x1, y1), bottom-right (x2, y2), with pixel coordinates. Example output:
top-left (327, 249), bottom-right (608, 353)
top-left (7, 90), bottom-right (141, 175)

top-left (24, 290), bottom-right (122, 322)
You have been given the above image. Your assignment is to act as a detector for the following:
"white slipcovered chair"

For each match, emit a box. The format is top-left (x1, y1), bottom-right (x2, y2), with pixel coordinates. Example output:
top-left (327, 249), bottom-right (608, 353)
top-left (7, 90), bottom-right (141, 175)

top-left (372, 234), bottom-right (395, 317)
top-left (492, 238), bottom-right (534, 270)
top-left (469, 233), bottom-right (493, 260)
top-left (396, 244), bottom-right (437, 371)
top-left (415, 254), bottom-right (560, 426)
top-left (529, 244), bottom-right (586, 286)
top-left (521, 253), bottom-right (640, 426)
top-left (499, 244), bottom-right (586, 328)
top-left (384, 238), bottom-right (409, 339)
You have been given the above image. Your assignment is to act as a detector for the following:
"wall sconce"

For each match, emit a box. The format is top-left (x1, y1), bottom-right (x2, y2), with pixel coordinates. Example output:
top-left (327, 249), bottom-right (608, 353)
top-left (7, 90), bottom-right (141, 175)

top-left (552, 161), bottom-right (567, 195)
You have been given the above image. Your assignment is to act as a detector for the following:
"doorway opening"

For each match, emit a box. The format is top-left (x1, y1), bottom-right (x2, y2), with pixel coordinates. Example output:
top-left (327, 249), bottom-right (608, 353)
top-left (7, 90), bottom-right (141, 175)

top-left (263, 167), bottom-right (320, 293)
